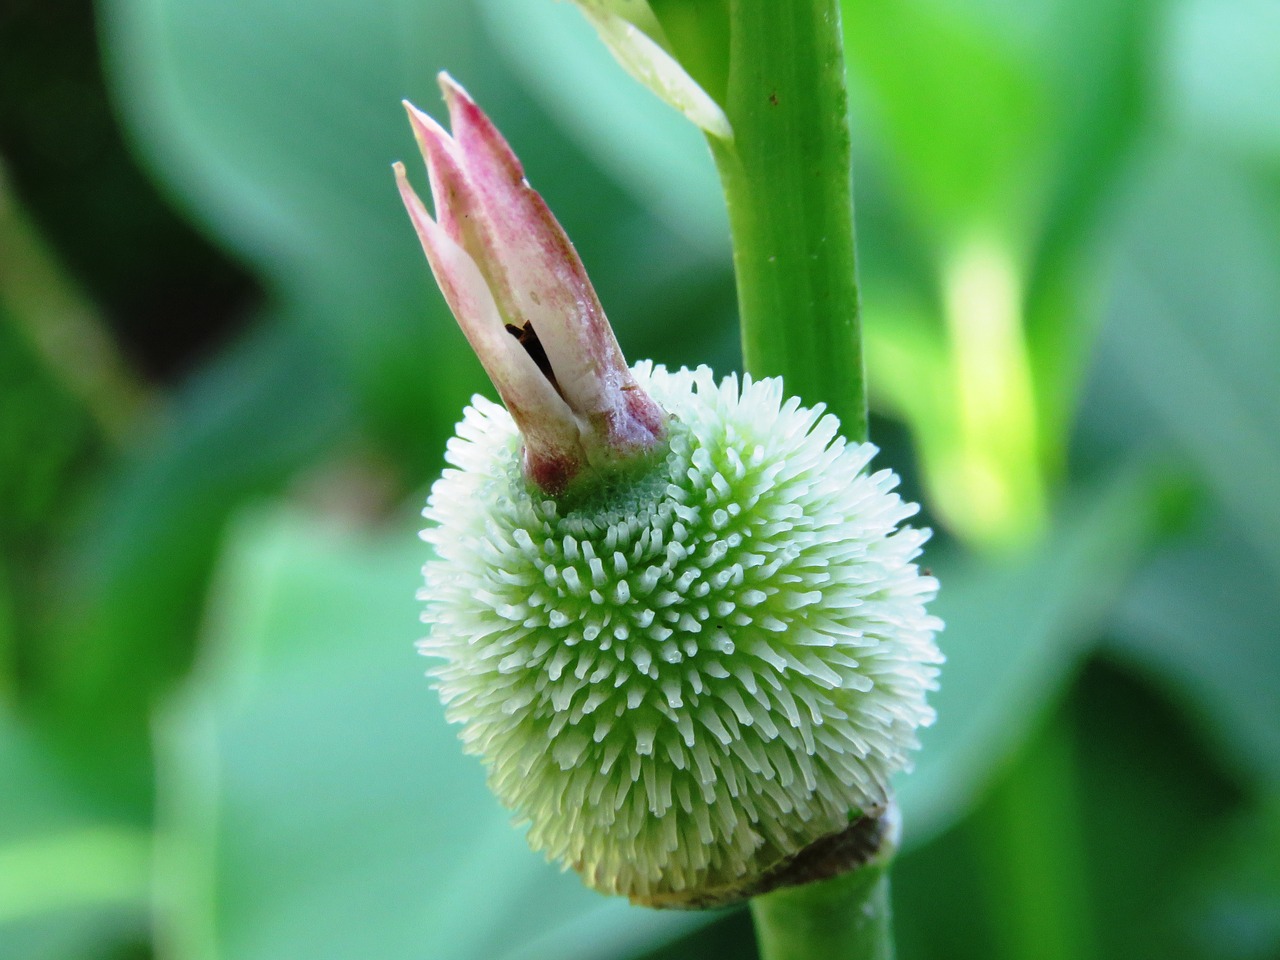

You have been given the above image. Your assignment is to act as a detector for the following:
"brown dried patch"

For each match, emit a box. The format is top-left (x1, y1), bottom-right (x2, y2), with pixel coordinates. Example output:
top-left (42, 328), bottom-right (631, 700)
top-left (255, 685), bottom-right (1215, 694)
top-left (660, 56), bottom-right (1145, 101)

top-left (633, 805), bottom-right (894, 910)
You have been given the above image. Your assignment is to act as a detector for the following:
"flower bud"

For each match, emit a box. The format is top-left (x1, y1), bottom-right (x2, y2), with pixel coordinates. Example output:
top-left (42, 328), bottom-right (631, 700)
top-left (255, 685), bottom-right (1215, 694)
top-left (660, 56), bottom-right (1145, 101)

top-left (395, 73), bottom-right (666, 495)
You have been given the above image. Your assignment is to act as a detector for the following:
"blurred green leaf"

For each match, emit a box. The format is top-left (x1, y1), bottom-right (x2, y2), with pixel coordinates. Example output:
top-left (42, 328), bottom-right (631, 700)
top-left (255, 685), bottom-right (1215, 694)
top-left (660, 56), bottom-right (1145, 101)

top-left (842, 0), bottom-right (1049, 240)
top-left (155, 505), bottom-right (704, 960)
top-left (1166, 0), bottom-right (1280, 162)
top-left (1089, 146), bottom-right (1280, 574)
top-left (898, 466), bottom-right (1166, 844)
top-left (0, 321), bottom-right (92, 540)
top-left (844, 0), bottom-right (1164, 544)
top-left (0, 314), bottom-right (95, 697)
top-left (1108, 517), bottom-right (1280, 789)
top-left (97, 0), bottom-right (476, 465)
top-left (0, 574), bottom-right (13, 702)
top-left (1071, 663), bottom-right (1247, 960)
top-left (629, 911), bottom-right (754, 960)
top-left (1020, 0), bottom-right (1163, 457)
top-left (896, 661), bottom-right (1248, 960)
top-left (1080, 143), bottom-right (1280, 789)
top-left (0, 707), bottom-right (150, 960)
top-left (1188, 793), bottom-right (1280, 960)
top-left (40, 322), bottom-right (350, 813)
top-left (843, 0), bottom-right (1162, 250)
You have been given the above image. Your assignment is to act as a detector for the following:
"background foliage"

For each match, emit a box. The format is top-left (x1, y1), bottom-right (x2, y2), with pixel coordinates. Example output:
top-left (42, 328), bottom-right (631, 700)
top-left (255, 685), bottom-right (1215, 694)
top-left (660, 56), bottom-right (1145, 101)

top-left (1, 0), bottom-right (1277, 957)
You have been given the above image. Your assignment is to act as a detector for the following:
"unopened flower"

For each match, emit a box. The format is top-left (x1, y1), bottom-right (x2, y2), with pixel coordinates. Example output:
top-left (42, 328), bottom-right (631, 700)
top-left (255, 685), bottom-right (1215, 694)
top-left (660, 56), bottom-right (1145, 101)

top-left (398, 76), bottom-right (942, 904)
top-left (393, 74), bottom-right (666, 495)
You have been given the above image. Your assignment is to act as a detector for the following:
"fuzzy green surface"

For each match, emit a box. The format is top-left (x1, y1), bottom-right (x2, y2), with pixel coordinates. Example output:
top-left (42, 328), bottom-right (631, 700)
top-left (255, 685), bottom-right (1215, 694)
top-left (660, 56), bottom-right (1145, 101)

top-left (420, 364), bottom-right (942, 899)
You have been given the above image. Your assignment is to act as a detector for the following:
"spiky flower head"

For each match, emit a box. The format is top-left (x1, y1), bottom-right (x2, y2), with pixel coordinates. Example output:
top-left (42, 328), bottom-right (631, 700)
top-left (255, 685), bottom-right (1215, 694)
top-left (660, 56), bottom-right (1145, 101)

top-left (398, 77), bottom-right (942, 905)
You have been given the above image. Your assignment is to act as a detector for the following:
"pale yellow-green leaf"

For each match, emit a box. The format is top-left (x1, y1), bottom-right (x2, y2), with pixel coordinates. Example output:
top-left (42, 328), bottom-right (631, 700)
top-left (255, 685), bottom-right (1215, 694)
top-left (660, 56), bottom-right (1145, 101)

top-left (574, 4), bottom-right (732, 140)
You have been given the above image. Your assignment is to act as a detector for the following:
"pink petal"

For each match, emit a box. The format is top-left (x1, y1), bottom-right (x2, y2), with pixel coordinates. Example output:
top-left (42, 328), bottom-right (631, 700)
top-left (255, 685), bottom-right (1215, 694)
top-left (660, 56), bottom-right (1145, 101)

top-left (394, 161), bottom-right (584, 488)
top-left (437, 73), bottom-right (665, 457)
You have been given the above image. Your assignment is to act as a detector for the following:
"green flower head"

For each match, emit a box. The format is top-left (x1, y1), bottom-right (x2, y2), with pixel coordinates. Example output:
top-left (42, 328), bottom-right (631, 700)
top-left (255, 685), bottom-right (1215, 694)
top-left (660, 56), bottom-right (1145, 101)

top-left (398, 76), bottom-right (942, 904)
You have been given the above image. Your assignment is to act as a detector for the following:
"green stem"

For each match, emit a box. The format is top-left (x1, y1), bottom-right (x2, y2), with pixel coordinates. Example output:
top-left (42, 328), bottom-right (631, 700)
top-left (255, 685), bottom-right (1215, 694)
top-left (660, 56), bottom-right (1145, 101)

top-left (706, 5), bottom-right (886, 957)
top-left (648, 2), bottom-right (883, 953)
top-left (711, 0), bottom-right (866, 441)
top-left (750, 861), bottom-right (895, 960)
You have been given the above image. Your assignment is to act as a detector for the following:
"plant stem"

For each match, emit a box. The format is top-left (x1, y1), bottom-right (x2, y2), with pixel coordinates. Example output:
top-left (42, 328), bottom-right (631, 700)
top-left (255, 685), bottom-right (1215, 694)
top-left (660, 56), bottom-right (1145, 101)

top-left (750, 860), bottom-right (895, 960)
top-left (708, 5), bottom-right (888, 957)
top-left (710, 0), bottom-right (866, 441)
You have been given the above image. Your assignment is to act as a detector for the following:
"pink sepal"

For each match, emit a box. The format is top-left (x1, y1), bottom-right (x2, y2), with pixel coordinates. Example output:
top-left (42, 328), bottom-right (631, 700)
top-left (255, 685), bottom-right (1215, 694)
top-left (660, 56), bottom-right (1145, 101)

top-left (396, 74), bottom-right (667, 493)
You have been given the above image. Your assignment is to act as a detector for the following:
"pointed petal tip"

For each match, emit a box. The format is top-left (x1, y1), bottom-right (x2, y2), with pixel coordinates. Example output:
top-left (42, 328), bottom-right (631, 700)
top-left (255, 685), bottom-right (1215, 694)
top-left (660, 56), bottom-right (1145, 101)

top-left (392, 161), bottom-right (415, 202)
top-left (436, 71), bottom-right (469, 104)
top-left (402, 102), bottom-right (461, 206)
top-left (403, 99), bottom-right (450, 143)
top-left (393, 161), bottom-right (434, 229)
top-left (438, 72), bottom-right (486, 136)
top-left (392, 160), bottom-right (414, 197)
top-left (392, 160), bottom-right (408, 193)
top-left (401, 99), bottom-right (435, 138)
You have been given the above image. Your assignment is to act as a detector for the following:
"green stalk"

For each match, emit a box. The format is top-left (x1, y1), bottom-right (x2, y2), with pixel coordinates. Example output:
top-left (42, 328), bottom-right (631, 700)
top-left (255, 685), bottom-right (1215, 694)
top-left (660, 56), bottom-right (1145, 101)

top-left (650, 2), bottom-right (882, 952)
top-left (710, 0), bottom-right (866, 441)
top-left (750, 861), bottom-right (895, 960)
top-left (710, 4), bottom-right (885, 957)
